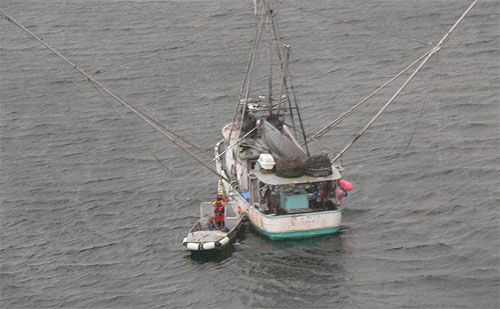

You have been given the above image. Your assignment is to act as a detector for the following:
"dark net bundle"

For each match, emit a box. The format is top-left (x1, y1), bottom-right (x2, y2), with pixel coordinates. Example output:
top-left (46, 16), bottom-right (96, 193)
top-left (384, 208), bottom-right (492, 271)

top-left (275, 157), bottom-right (306, 178)
top-left (305, 154), bottom-right (332, 177)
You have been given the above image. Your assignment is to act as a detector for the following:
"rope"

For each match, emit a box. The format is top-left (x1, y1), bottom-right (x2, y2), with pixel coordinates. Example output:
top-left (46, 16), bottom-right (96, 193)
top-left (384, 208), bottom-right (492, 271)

top-left (1, 9), bottom-right (230, 183)
top-left (331, 0), bottom-right (479, 163)
top-left (228, 5), bottom-right (267, 147)
top-left (356, 54), bottom-right (441, 166)
top-left (283, 1), bottom-right (433, 46)
top-left (306, 49), bottom-right (433, 143)
top-left (89, 81), bottom-right (179, 177)
top-left (90, 80), bottom-right (209, 156)
top-left (212, 126), bottom-right (258, 162)
top-left (151, 152), bottom-right (177, 176)
top-left (400, 52), bottom-right (439, 155)
top-left (231, 6), bottom-right (266, 145)
top-left (92, 2), bottom-right (255, 75)
top-left (286, 49), bottom-right (310, 156)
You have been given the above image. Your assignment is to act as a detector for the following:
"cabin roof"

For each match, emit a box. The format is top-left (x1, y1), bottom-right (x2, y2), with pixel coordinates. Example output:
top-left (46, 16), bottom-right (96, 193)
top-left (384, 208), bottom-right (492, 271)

top-left (252, 166), bottom-right (341, 185)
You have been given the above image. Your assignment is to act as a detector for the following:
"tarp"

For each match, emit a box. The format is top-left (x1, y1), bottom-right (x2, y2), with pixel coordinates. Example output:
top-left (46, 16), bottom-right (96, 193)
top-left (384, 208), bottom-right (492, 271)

top-left (261, 120), bottom-right (306, 160)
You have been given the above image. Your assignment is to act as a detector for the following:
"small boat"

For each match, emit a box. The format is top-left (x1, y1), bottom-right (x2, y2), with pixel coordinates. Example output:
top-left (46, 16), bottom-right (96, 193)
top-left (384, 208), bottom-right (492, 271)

top-left (183, 199), bottom-right (245, 251)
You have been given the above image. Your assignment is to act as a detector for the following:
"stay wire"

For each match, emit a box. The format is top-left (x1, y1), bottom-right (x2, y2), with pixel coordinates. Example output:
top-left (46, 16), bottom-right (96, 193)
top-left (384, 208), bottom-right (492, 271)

top-left (87, 43), bottom-right (213, 156)
top-left (307, 49), bottom-right (433, 143)
top-left (282, 0), bottom-right (433, 46)
top-left (89, 81), bottom-right (177, 176)
top-left (358, 54), bottom-right (440, 165)
top-left (93, 2), bottom-right (255, 75)
top-left (400, 52), bottom-right (439, 156)
top-left (89, 79), bottom-right (211, 157)
top-left (0, 10), bottom-right (229, 183)
top-left (330, 0), bottom-right (479, 163)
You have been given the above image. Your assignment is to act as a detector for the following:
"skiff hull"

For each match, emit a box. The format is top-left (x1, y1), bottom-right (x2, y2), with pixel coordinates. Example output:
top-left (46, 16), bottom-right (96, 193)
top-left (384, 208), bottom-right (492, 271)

top-left (183, 201), bottom-right (245, 251)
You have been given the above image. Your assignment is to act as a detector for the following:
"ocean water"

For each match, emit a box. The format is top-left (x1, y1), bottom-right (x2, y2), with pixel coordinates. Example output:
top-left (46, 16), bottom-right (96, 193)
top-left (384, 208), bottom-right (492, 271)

top-left (1, 0), bottom-right (499, 308)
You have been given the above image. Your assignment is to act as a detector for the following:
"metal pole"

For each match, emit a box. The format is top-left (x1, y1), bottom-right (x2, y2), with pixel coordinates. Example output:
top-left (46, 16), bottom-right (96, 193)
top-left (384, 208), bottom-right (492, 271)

top-left (239, 7), bottom-right (266, 129)
top-left (212, 127), bottom-right (257, 162)
top-left (228, 5), bottom-right (265, 143)
top-left (267, 2), bottom-right (273, 115)
top-left (276, 45), bottom-right (289, 116)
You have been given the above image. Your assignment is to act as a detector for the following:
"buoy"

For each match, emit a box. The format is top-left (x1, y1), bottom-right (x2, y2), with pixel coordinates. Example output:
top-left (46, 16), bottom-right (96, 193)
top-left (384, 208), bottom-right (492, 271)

top-left (257, 153), bottom-right (276, 170)
top-left (336, 188), bottom-right (344, 205)
top-left (338, 179), bottom-right (353, 191)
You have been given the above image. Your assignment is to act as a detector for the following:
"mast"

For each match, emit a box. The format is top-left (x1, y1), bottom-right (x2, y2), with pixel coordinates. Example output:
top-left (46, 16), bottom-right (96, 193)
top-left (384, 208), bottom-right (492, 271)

top-left (266, 1), bottom-right (273, 115)
top-left (231, 0), bottom-right (310, 156)
top-left (228, 6), bottom-right (266, 143)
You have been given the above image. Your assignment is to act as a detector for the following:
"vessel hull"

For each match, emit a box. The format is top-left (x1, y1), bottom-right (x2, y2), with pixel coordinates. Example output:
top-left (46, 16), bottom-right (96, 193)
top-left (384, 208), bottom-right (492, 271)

top-left (250, 224), bottom-right (340, 240)
top-left (227, 186), bottom-right (342, 240)
top-left (215, 137), bottom-right (342, 241)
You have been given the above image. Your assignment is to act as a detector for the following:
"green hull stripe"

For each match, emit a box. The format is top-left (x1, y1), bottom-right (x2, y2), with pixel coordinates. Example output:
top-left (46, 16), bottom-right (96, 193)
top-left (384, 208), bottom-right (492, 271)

top-left (251, 224), bottom-right (340, 240)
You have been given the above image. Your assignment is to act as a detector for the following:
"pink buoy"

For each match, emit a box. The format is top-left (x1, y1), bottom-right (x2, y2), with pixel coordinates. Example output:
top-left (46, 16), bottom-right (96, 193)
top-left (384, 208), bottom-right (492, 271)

top-left (336, 188), bottom-right (344, 204)
top-left (338, 179), bottom-right (353, 191)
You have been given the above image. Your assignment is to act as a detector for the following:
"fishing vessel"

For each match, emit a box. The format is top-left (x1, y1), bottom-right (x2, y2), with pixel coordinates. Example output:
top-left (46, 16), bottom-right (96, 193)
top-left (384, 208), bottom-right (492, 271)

top-left (211, 1), bottom-right (355, 240)
top-left (192, 0), bottom-right (477, 241)
top-left (210, 0), bottom-right (477, 240)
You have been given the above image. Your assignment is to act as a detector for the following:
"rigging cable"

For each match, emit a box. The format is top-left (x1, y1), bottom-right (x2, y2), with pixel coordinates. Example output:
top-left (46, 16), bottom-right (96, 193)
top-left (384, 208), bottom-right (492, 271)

top-left (282, 1), bottom-right (433, 46)
top-left (0, 9), bottom-right (230, 183)
top-left (89, 81), bottom-right (178, 176)
top-left (270, 9), bottom-right (298, 136)
top-left (151, 152), bottom-right (177, 176)
top-left (400, 52), bottom-right (440, 156)
top-left (306, 49), bottom-right (433, 143)
top-left (92, 2), bottom-right (254, 75)
top-left (330, 0), bottom-right (479, 163)
top-left (285, 48), bottom-right (310, 156)
top-left (89, 80), bottom-right (210, 157)
top-left (212, 126), bottom-right (258, 162)
top-left (229, 5), bottom-right (266, 144)
top-left (348, 54), bottom-right (439, 166)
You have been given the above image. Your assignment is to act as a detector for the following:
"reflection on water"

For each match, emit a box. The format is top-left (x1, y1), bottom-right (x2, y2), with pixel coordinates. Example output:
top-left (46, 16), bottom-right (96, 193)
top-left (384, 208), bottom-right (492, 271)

top-left (252, 226), bottom-right (346, 250)
top-left (237, 225), bottom-right (351, 308)
top-left (188, 245), bottom-right (236, 263)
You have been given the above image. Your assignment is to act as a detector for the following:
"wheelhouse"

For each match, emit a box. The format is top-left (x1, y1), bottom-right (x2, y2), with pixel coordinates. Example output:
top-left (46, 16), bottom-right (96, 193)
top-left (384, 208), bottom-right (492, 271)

top-left (248, 167), bottom-right (343, 215)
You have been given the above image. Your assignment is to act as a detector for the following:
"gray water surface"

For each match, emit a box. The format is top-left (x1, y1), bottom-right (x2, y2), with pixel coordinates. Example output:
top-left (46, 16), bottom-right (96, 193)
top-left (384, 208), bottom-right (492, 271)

top-left (1, 1), bottom-right (499, 308)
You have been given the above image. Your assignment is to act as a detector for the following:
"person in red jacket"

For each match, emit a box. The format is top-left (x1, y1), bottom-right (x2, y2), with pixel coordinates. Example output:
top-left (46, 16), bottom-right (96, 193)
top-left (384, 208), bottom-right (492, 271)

top-left (212, 193), bottom-right (227, 230)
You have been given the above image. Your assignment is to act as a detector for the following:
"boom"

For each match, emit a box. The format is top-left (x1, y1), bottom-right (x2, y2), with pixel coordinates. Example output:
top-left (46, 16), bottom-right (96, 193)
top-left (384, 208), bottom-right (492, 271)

top-left (0, 10), bottom-right (230, 183)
